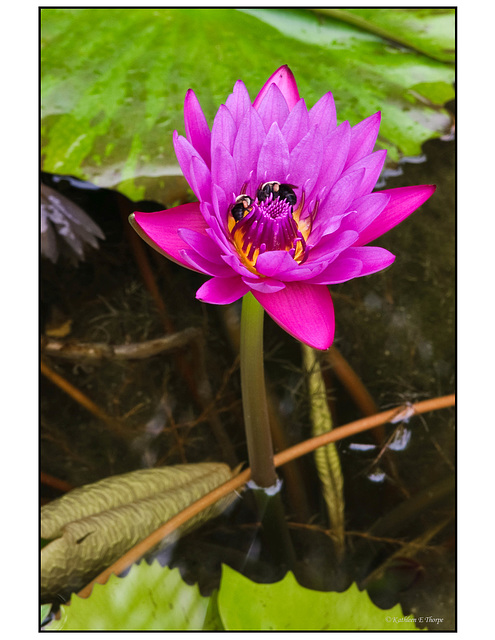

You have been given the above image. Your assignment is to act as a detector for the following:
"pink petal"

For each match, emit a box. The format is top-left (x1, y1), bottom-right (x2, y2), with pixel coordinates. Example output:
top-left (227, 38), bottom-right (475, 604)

top-left (199, 201), bottom-right (216, 226)
top-left (178, 227), bottom-right (225, 264)
top-left (309, 121), bottom-right (351, 203)
top-left (242, 276), bottom-right (286, 293)
top-left (355, 185), bottom-right (436, 246)
top-left (255, 83), bottom-right (290, 133)
top-left (211, 143), bottom-right (238, 203)
top-left (255, 250), bottom-right (299, 277)
top-left (338, 246), bottom-right (396, 276)
top-left (306, 257), bottom-right (363, 285)
top-left (308, 91), bottom-right (337, 137)
top-left (211, 104), bottom-right (237, 155)
top-left (275, 264), bottom-right (325, 283)
top-left (225, 80), bottom-right (251, 127)
top-left (211, 183), bottom-right (230, 230)
top-left (307, 229), bottom-right (360, 264)
top-left (206, 208), bottom-right (235, 249)
top-left (339, 192), bottom-right (390, 236)
top-left (221, 251), bottom-right (258, 278)
top-left (253, 65), bottom-right (300, 112)
top-left (232, 107), bottom-right (266, 189)
top-left (345, 112), bottom-right (381, 169)
top-left (184, 89), bottom-right (211, 167)
top-left (288, 126), bottom-right (323, 197)
top-left (173, 132), bottom-right (203, 194)
top-left (255, 251), bottom-right (322, 282)
top-left (130, 203), bottom-right (207, 272)
top-left (196, 276), bottom-right (249, 304)
top-left (256, 122), bottom-right (290, 184)
top-left (180, 249), bottom-right (233, 277)
top-left (188, 155), bottom-right (212, 203)
top-left (281, 98), bottom-right (310, 152)
top-left (343, 149), bottom-right (387, 199)
top-left (308, 208), bottom-right (352, 243)
top-left (315, 169), bottom-right (365, 234)
top-left (252, 282), bottom-right (335, 350)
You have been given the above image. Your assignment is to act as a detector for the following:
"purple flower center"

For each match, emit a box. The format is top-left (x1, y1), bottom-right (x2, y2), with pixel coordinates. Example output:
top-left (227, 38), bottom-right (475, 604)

top-left (228, 182), bottom-right (310, 274)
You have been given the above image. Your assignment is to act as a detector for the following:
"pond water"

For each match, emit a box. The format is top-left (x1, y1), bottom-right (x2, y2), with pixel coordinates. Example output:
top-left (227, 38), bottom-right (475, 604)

top-left (41, 123), bottom-right (455, 628)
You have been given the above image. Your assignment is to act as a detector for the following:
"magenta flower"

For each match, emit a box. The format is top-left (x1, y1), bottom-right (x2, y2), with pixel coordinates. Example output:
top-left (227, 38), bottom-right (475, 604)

top-left (130, 66), bottom-right (435, 350)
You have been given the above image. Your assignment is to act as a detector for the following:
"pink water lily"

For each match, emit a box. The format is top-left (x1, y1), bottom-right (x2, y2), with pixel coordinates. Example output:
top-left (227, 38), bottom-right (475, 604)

top-left (130, 66), bottom-right (435, 350)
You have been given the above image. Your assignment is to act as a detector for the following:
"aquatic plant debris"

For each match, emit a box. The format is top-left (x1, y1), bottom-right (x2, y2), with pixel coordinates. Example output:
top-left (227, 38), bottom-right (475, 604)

top-left (130, 66), bottom-right (435, 349)
top-left (41, 463), bottom-right (236, 602)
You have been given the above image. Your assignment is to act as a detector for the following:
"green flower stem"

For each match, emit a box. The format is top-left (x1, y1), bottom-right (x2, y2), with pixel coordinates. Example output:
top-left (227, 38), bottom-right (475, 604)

top-left (240, 292), bottom-right (297, 570)
top-left (249, 485), bottom-right (298, 570)
top-left (240, 292), bottom-right (278, 489)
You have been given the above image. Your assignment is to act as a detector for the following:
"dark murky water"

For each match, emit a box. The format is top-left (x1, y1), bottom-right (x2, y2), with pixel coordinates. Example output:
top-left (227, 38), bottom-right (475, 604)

top-left (40, 122), bottom-right (455, 628)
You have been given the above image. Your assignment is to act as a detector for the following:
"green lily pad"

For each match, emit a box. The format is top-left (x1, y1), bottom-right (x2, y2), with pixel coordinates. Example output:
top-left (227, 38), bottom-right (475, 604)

top-left (41, 603), bottom-right (52, 625)
top-left (41, 8), bottom-right (454, 204)
top-left (44, 562), bottom-right (422, 630)
top-left (312, 8), bottom-right (455, 62)
top-left (217, 565), bottom-right (420, 631)
top-left (242, 8), bottom-right (454, 162)
top-left (46, 562), bottom-right (213, 631)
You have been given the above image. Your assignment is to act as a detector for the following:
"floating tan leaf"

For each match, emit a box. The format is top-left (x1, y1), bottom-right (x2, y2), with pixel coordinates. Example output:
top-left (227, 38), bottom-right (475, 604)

top-left (41, 463), bottom-right (237, 602)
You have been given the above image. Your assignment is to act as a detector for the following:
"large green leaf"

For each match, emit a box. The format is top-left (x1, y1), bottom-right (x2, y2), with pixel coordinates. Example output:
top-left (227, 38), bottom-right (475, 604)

top-left (45, 562), bottom-right (417, 631)
top-left (242, 8), bottom-right (454, 161)
top-left (41, 604), bottom-right (52, 625)
top-left (46, 562), bottom-right (214, 630)
top-left (45, 561), bottom-right (421, 631)
top-left (313, 8), bottom-right (455, 62)
top-left (41, 463), bottom-right (236, 602)
top-left (217, 565), bottom-right (420, 631)
top-left (41, 8), bottom-right (454, 205)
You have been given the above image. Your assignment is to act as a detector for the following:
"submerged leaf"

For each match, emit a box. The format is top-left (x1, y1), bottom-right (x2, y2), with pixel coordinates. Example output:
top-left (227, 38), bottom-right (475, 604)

top-left (41, 463), bottom-right (236, 602)
top-left (41, 184), bottom-right (105, 264)
top-left (302, 344), bottom-right (345, 558)
top-left (217, 565), bottom-right (420, 630)
top-left (46, 562), bottom-right (216, 630)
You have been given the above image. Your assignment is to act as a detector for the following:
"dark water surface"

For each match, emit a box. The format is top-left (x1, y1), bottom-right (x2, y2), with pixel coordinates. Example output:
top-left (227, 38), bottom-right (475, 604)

top-left (40, 128), bottom-right (455, 628)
